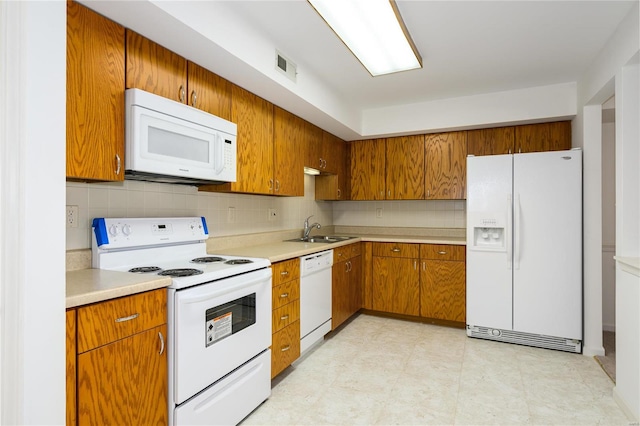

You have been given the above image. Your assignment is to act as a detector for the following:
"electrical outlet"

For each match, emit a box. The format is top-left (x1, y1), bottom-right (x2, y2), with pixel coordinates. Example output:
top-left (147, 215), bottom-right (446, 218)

top-left (376, 208), bottom-right (383, 218)
top-left (268, 208), bottom-right (277, 221)
top-left (66, 205), bottom-right (79, 228)
top-left (227, 207), bottom-right (236, 223)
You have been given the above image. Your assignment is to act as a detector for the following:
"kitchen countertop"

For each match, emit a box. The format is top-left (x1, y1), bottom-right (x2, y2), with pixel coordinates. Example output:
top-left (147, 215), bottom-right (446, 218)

top-left (66, 269), bottom-right (171, 309)
top-left (66, 233), bottom-right (465, 307)
top-left (215, 234), bottom-right (466, 263)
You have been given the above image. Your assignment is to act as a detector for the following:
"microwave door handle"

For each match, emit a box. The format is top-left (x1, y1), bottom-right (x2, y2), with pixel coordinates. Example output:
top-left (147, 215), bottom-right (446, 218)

top-left (215, 133), bottom-right (224, 174)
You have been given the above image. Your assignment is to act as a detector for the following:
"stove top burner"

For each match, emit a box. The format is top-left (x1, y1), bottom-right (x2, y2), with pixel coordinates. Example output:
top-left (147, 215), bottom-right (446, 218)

top-left (191, 256), bottom-right (226, 264)
top-left (158, 268), bottom-right (204, 277)
top-left (224, 259), bottom-right (253, 265)
top-left (129, 266), bottom-right (162, 273)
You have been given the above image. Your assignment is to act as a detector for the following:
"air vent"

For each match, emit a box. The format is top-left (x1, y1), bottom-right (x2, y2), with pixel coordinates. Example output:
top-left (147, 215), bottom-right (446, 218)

top-left (466, 325), bottom-right (582, 353)
top-left (275, 50), bottom-right (297, 83)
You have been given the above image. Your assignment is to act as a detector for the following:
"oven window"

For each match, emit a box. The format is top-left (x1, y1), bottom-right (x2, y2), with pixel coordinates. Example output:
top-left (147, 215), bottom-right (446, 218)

top-left (205, 293), bottom-right (256, 347)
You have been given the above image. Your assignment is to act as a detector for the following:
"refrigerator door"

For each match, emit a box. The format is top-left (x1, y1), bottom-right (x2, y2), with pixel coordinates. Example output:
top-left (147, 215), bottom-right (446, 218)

top-left (512, 150), bottom-right (582, 339)
top-left (466, 154), bottom-right (513, 330)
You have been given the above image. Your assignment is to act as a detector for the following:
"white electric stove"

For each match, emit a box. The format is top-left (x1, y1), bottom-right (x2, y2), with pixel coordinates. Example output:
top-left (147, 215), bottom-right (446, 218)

top-left (92, 217), bottom-right (272, 426)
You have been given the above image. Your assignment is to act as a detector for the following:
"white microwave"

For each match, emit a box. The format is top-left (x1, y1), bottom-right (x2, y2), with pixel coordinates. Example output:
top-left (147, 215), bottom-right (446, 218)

top-left (125, 88), bottom-right (236, 184)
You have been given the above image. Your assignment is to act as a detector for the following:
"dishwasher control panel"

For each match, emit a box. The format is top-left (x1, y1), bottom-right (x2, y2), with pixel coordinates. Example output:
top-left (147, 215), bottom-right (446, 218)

top-left (300, 250), bottom-right (333, 276)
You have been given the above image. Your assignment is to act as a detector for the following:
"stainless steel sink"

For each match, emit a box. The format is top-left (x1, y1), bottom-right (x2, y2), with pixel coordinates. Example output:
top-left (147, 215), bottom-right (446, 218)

top-left (284, 235), bottom-right (356, 244)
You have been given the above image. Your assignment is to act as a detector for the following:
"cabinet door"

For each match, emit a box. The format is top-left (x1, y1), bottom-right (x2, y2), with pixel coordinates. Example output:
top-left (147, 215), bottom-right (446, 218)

top-left (230, 85), bottom-right (274, 194)
top-left (321, 131), bottom-right (344, 174)
top-left (77, 325), bottom-right (167, 425)
top-left (467, 127), bottom-right (515, 156)
top-left (349, 255), bottom-right (362, 316)
top-left (66, 310), bottom-right (76, 426)
top-left (350, 139), bottom-right (386, 200)
top-left (332, 260), bottom-right (350, 330)
top-left (66, 1), bottom-right (125, 181)
top-left (515, 121), bottom-right (571, 153)
top-left (274, 107), bottom-right (304, 196)
top-left (386, 135), bottom-right (425, 200)
top-left (186, 62), bottom-right (232, 120)
top-left (425, 131), bottom-right (467, 200)
top-left (304, 122), bottom-right (323, 170)
top-left (420, 260), bottom-right (466, 322)
top-left (271, 321), bottom-right (300, 378)
top-left (126, 30), bottom-right (187, 103)
top-left (372, 257), bottom-right (420, 316)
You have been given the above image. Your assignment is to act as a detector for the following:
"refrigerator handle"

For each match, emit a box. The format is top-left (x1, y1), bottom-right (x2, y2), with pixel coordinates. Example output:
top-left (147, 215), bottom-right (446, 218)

top-left (514, 193), bottom-right (521, 270)
top-left (507, 194), bottom-right (512, 269)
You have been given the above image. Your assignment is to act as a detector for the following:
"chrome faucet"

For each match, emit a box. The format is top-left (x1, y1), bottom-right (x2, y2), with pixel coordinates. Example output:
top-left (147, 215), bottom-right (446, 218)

top-left (303, 215), bottom-right (321, 239)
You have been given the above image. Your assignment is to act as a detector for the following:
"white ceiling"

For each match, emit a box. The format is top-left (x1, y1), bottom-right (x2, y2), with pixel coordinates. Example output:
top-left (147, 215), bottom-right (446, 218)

top-left (83, 0), bottom-right (636, 138)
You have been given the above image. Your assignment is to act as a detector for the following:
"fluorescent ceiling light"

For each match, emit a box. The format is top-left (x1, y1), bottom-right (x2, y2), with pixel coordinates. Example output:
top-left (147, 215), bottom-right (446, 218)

top-left (308, 0), bottom-right (422, 76)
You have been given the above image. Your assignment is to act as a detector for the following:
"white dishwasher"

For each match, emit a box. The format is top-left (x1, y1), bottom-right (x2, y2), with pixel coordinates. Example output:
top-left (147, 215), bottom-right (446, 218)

top-left (299, 249), bottom-right (333, 355)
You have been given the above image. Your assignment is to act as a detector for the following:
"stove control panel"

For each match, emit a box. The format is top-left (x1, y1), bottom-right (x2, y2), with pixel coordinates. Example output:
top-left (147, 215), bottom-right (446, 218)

top-left (93, 217), bottom-right (208, 249)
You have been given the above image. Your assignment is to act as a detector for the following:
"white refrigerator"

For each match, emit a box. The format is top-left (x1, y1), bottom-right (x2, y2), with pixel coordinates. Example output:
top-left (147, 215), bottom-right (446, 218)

top-left (466, 149), bottom-right (583, 353)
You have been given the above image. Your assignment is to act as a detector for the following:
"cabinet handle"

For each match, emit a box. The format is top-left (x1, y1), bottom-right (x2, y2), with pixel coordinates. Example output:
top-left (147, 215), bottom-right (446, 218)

top-left (179, 85), bottom-right (186, 103)
top-left (280, 292), bottom-right (289, 298)
top-left (414, 260), bottom-right (417, 270)
top-left (115, 154), bottom-right (121, 175)
top-left (268, 179), bottom-right (273, 191)
top-left (388, 190), bottom-right (391, 197)
top-left (391, 248), bottom-right (401, 253)
top-left (427, 189), bottom-right (430, 198)
top-left (438, 251), bottom-right (447, 255)
top-left (348, 261), bottom-right (352, 272)
top-left (337, 188), bottom-right (341, 199)
top-left (158, 331), bottom-right (165, 355)
top-left (280, 271), bottom-right (289, 276)
top-left (422, 261), bottom-right (426, 271)
top-left (275, 180), bottom-right (280, 192)
top-left (191, 90), bottom-right (197, 107)
top-left (281, 345), bottom-right (291, 352)
top-left (280, 315), bottom-right (289, 321)
top-left (115, 313), bottom-right (138, 323)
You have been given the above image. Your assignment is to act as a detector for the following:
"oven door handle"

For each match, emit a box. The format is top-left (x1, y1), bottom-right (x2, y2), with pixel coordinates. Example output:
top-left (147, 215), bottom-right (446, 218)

top-left (180, 271), bottom-right (271, 304)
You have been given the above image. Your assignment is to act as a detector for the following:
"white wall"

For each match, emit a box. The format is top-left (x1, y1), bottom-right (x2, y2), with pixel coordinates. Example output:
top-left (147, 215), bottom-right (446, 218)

top-left (574, 1), bottom-right (639, 357)
top-left (602, 120), bottom-right (616, 331)
top-left (66, 175), bottom-right (332, 250)
top-left (0, 1), bottom-right (66, 424)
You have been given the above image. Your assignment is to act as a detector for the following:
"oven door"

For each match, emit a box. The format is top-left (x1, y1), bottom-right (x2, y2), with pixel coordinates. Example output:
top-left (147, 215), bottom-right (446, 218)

top-left (169, 267), bottom-right (271, 405)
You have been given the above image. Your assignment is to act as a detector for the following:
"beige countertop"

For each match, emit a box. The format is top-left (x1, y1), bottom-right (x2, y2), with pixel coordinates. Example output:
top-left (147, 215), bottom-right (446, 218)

top-left (66, 269), bottom-right (171, 309)
top-left (215, 234), bottom-right (466, 263)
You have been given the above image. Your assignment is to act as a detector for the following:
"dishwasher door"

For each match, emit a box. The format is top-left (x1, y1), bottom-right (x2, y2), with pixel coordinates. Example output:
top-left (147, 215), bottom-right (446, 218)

top-left (299, 250), bottom-right (333, 354)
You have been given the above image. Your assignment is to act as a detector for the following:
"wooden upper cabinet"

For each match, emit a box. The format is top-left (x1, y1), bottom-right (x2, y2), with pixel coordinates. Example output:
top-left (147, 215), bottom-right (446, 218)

top-left (228, 84), bottom-right (274, 194)
top-left (350, 139), bottom-right (386, 200)
top-left (515, 121), bottom-right (571, 153)
top-left (125, 30), bottom-right (187, 103)
top-left (467, 127), bottom-right (515, 156)
top-left (304, 122), bottom-right (323, 170)
top-left (186, 62), bottom-right (232, 120)
top-left (321, 131), bottom-right (344, 174)
top-left (425, 131), bottom-right (467, 200)
top-left (385, 135), bottom-right (425, 200)
top-left (273, 107), bottom-right (304, 196)
top-left (316, 139), bottom-right (349, 200)
top-left (67, 1), bottom-right (125, 182)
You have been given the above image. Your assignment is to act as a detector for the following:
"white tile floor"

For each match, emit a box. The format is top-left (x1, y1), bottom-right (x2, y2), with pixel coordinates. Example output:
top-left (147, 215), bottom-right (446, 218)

top-left (243, 314), bottom-right (631, 426)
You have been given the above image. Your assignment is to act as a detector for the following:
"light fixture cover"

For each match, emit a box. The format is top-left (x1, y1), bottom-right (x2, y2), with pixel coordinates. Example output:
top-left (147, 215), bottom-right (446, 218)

top-left (308, 0), bottom-right (422, 76)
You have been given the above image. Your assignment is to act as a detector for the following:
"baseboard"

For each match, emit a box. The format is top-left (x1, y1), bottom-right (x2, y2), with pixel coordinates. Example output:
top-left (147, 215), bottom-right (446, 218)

top-left (613, 386), bottom-right (639, 422)
top-left (583, 344), bottom-right (605, 357)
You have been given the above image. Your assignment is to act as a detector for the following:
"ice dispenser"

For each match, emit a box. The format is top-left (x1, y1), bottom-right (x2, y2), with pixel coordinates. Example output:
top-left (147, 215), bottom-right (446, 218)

top-left (471, 218), bottom-right (506, 251)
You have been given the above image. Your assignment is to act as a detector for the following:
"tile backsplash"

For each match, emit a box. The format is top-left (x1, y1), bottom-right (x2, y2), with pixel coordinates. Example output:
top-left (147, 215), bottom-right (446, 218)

top-left (66, 176), bottom-right (466, 250)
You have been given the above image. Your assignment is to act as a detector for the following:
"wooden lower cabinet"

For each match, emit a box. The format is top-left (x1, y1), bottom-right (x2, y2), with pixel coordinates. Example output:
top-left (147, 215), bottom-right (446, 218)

top-left (270, 259), bottom-right (301, 378)
top-left (77, 325), bottom-right (168, 425)
top-left (66, 310), bottom-right (77, 426)
top-left (331, 243), bottom-right (362, 330)
top-left (365, 243), bottom-right (466, 324)
top-left (71, 289), bottom-right (168, 425)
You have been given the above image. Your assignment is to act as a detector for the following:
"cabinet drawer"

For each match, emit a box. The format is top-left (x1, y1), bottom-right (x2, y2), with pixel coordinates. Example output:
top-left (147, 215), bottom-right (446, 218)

top-left (271, 320), bottom-right (300, 378)
top-left (333, 245), bottom-right (352, 261)
top-left (77, 289), bottom-right (166, 353)
top-left (272, 279), bottom-right (300, 309)
top-left (372, 243), bottom-right (419, 258)
top-left (272, 300), bottom-right (300, 333)
top-left (272, 258), bottom-right (300, 286)
top-left (420, 244), bottom-right (465, 261)
top-left (350, 242), bottom-right (362, 258)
